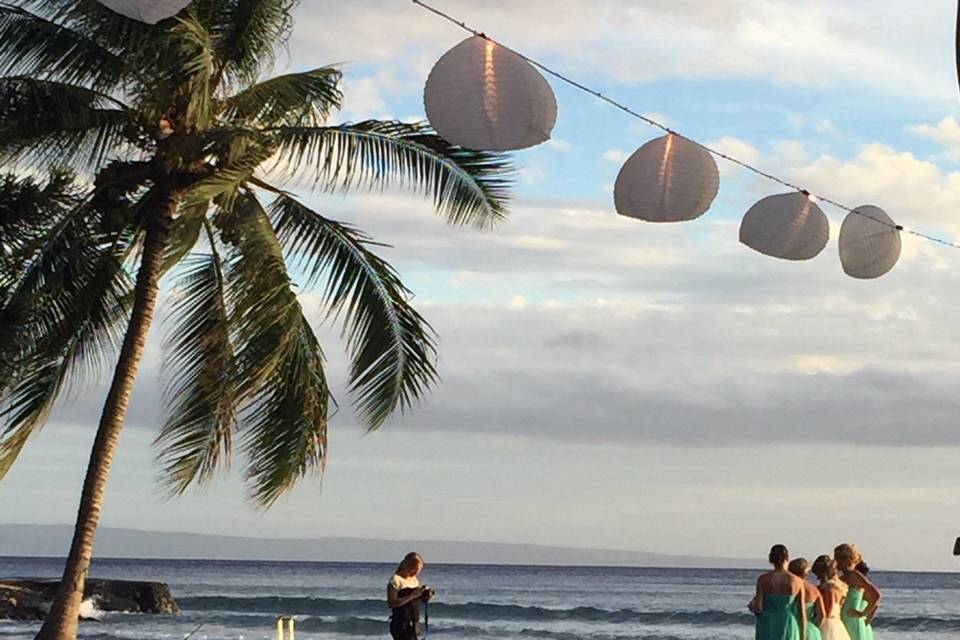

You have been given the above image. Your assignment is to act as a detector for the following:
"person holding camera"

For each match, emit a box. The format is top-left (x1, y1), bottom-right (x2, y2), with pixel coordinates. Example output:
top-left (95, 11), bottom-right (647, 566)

top-left (387, 552), bottom-right (435, 640)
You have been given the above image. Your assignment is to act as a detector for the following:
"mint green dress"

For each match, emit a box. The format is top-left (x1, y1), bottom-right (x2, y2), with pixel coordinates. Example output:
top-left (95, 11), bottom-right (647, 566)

top-left (841, 587), bottom-right (874, 640)
top-left (756, 594), bottom-right (801, 640)
top-left (806, 602), bottom-right (822, 640)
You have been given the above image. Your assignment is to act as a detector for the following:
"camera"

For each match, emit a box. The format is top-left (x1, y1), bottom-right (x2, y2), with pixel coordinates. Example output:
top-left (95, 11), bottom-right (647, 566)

top-left (420, 585), bottom-right (436, 601)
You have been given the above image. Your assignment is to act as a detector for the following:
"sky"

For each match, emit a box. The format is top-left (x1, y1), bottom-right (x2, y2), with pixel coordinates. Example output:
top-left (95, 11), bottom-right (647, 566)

top-left (5, 0), bottom-right (960, 571)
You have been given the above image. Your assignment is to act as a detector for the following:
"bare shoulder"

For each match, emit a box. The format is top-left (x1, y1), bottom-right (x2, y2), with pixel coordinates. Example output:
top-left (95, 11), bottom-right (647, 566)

top-left (844, 569), bottom-right (866, 587)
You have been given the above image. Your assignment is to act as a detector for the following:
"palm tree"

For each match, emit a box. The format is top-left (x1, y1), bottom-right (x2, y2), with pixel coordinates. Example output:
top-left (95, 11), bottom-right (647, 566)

top-left (0, 2), bottom-right (512, 639)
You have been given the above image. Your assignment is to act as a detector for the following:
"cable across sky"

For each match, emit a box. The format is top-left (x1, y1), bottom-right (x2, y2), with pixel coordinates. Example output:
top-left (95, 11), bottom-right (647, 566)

top-left (411, 0), bottom-right (960, 252)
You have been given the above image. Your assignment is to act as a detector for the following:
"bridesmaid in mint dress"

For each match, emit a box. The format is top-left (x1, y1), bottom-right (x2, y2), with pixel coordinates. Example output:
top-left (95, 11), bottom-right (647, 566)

top-left (834, 544), bottom-right (881, 640)
top-left (789, 558), bottom-right (825, 640)
top-left (751, 544), bottom-right (807, 640)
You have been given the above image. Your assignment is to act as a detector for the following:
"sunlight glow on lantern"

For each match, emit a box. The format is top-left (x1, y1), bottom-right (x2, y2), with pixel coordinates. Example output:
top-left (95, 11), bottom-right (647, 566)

top-left (739, 192), bottom-right (830, 261)
top-left (613, 134), bottom-right (719, 222)
top-left (838, 205), bottom-right (901, 279)
top-left (424, 36), bottom-right (558, 151)
top-left (95, 0), bottom-right (192, 23)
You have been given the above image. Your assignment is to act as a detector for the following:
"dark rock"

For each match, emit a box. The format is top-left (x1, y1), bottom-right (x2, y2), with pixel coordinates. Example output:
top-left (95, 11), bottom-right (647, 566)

top-left (0, 579), bottom-right (179, 621)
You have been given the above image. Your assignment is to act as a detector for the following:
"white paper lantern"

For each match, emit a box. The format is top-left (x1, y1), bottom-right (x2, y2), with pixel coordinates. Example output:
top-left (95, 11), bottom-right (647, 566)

top-left (838, 205), bottom-right (901, 279)
top-left (96, 0), bottom-right (192, 24)
top-left (424, 36), bottom-right (557, 151)
top-left (739, 192), bottom-right (829, 260)
top-left (613, 134), bottom-right (719, 223)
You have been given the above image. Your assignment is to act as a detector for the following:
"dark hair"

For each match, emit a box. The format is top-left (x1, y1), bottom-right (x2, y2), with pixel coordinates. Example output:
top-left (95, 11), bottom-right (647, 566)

top-left (788, 557), bottom-right (809, 577)
top-left (812, 555), bottom-right (838, 582)
top-left (769, 544), bottom-right (789, 566)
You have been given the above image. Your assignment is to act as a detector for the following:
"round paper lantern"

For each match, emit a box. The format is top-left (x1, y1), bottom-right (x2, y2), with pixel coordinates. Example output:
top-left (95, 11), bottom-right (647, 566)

top-left (739, 192), bottom-right (829, 260)
top-left (838, 205), bottom-right (901, 279)
top-left (96, 0), bottom-right (192, 24)
top-left (613, 134), bottom-right (719, 222)
top-left (424, 36), bottom-right (557, 151)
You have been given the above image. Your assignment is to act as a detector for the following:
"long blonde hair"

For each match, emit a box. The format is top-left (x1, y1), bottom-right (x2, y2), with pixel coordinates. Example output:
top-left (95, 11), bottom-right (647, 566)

top-left (395, 552), bottom-right (423, 576)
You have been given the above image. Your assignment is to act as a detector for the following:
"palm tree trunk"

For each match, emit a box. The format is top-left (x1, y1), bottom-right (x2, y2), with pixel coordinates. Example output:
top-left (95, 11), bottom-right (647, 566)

top-left (35, 195), bottom-right (177, 640)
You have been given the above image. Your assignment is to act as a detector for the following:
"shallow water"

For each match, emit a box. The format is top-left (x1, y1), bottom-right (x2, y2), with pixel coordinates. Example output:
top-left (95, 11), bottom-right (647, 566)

top-left (2, 557), bottom-right (958, 640)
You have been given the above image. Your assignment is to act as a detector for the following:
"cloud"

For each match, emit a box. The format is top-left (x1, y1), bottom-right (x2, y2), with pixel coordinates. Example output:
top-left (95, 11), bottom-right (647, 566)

top-left (546, 138), bottom-right (573, 152)
top-left (781, 143), bottom-right (960, 238)
top-left (287, 1), bottom-right (957, 103)
top-left (602, 149), bottom-right (629, 163)
top-left (704, 136), bottom-right (760, 175)
top-left (518, 163), bottom-right (547, 185)
top-left (909, 116), bottom-right (960, 162)
top-left (909, 116), bottom-right (960, 148)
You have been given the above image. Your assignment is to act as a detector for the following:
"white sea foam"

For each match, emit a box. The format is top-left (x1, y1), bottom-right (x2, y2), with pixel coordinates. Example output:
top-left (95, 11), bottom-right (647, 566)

top-left (78, 598), bottom-right (104, 621)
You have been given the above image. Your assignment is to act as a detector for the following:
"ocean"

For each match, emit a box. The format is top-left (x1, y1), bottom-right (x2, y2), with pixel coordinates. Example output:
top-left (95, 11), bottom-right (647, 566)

top-left (1, 557), bottom-right (958, 640)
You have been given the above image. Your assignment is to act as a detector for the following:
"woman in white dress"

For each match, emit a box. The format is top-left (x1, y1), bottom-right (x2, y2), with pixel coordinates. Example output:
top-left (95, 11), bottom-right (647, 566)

top-left (812, 555), bottom-right (852, 640)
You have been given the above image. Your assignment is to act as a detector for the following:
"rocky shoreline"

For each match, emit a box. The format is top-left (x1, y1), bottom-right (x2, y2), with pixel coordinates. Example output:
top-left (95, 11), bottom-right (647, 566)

top-left (0, 579), bottom-right (179, 621)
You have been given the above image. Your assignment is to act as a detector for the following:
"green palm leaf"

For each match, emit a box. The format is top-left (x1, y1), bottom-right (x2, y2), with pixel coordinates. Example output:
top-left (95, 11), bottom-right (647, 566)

top-left (0, 76), bottom-right (134, 173)
top-left (217, 191), bottom-right (329, 507)
top-left (182, 134), bottom-right (276, 206)
top-left (223, 67), bottom-right (343, 127)
top-left (0, 3), bottom-right (126, 92)
top-left (199, 0), bottom-right (297, 86)
top-left (0, 182), bottom-right (133, 478)
top-left (270, 120), bottom-right (514, 229)
top-left (159, 200), bottom-right (210, 278)
top-left (155, 224), bottom-right (237, 495)
top-left (269, 192), bottom-right (438, 430)
top-left (0, 170), bottom-right (75, 274)
top-left (22, 0), bottom-right (159, 52)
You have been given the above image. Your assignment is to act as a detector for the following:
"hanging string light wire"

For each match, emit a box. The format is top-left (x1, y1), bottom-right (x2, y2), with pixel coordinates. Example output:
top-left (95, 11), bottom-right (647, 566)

top-left (411, 0), bottom-right (960, 251)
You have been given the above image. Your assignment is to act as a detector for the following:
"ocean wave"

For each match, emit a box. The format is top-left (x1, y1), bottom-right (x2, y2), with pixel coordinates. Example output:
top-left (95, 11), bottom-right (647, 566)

top-left (177, 596), bottom-right (960, 632)
top-left (179, 596), bottom-right (754, 626)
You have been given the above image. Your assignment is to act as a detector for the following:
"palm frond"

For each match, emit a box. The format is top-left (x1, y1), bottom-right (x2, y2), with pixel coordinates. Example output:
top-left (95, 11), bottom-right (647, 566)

top-left (20, 0), bottom-right (160, 53)
top-left (217, 190), bottom-right (328, 507)
top-left (159, 200), bottom-right (209, 278)
top-left (0, 191), bottom-right (133, 478)
top-left (269, 120), bottom-right (514, 229)
top-left (198, 0), bottom-right (297, 86)
top-left (269, 192), bottom-right (438, 430)
top-left (182, 133), bottom-right (275, 206)
top-left (0, 3), bottom-right (126, 92)
top-left (155, 222), bottom-right (236, 495)
top-left (0, 76), bottom-right (135, 174)
top-left (223, 67), bottom-right (343, 127)
top-left (0, 170), bottom-right (76, 277)
top-left (170, 16), bottom-right (215, 130)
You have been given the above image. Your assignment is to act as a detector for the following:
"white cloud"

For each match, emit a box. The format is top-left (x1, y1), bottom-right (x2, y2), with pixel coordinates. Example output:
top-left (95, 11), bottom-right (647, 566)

top-left (909, 116), bottom-right (960, 148)
top-left (602, 149), bottom-right (629, 163)
top-left (288, 1), bottom-right (958, 103)
top-left (783, 143), bottom-right (960, 239)
top-left (546, 138), bottom-right (573, 152)
top-left (908, 116), bottom-right (960, 162)
top-left (704, 136), bottom-right (760, 175)
top-left (518, 163), bottom-right (547, 185)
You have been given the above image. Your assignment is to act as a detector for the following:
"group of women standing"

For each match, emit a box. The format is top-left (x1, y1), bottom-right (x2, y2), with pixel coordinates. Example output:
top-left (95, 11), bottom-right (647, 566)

top-left (752, 543), bottom-right (881, 640)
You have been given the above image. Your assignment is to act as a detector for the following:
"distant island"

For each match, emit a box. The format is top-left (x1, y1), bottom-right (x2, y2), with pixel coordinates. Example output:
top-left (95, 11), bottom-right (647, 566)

top-left (1, 524), bottom-right (760, 568)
